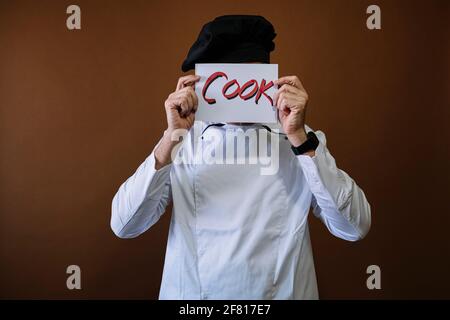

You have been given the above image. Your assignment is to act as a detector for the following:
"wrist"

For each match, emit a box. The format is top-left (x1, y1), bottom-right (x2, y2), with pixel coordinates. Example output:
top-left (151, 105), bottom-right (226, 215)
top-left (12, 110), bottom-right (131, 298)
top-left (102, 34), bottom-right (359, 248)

top-left (163, 128), bottom-right (183, 147)
top-left (155, 130), bottom-right (179, 170)
top-left (289, 129), bottom-right (318, 158)
top-left (287, 127), bottom-right (308, 147)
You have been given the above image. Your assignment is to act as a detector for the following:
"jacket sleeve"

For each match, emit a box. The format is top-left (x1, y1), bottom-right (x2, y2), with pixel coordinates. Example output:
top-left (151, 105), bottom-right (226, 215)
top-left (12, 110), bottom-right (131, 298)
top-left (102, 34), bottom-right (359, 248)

top-left (296, 127), bottom-right (371, 241)
top-left (110, 142), bottom-right (172, 239)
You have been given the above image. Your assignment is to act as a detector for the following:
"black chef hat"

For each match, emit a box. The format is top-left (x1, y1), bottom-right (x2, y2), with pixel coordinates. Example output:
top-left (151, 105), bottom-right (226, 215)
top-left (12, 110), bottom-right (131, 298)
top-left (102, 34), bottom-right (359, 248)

top-left (181, 15), bottom-right (276, 72)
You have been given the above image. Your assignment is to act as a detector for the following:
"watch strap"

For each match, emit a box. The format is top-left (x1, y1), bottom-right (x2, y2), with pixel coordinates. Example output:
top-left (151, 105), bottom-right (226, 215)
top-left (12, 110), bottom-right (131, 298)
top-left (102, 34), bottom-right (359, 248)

top-left (291, 131), bottom-right (319, 155)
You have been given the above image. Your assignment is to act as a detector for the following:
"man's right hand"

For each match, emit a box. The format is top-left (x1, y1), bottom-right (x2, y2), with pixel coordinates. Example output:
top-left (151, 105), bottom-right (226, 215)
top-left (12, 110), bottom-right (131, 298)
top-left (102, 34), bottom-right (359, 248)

top-left (165, 75), bottom-right (200, 134)
top-left (155, 75), bottom-right (200, 170)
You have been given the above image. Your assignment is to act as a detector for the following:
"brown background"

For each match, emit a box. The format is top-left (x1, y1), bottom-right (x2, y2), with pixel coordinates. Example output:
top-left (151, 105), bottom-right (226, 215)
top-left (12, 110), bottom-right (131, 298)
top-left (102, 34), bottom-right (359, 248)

top-left (0, 0), bottom-right (448, 299)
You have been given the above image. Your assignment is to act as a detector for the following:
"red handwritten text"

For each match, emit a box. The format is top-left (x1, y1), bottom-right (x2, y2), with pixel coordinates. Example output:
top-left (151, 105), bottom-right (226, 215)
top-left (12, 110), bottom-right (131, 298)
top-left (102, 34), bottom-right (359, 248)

top-left (202, 71), bottom-right (274, 106)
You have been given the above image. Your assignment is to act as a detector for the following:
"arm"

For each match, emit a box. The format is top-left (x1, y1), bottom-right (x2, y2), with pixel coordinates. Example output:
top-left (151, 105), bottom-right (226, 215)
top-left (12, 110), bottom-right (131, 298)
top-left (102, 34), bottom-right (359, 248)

top-left (111, 138), bottom-right (173, 239)
top-left (111, 75), bottom-right (200, 238)
top-left (274, 75), bottom-right (371, 241)
top-left (297, 128), bottom-right (371, 241)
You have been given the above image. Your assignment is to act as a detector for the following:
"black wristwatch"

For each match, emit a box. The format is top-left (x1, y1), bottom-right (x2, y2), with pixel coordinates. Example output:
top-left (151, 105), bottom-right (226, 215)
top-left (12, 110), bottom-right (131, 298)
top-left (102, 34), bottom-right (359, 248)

top-left (291, 131), bottom-right (319, 155)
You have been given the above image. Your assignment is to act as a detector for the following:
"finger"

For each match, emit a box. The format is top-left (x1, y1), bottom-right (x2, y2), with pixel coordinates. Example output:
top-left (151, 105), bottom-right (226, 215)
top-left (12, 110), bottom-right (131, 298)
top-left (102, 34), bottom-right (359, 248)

top-left (186, 112), bottom-right (195, 127)
top-left (278, 93), bottom-right (301, 114)
top-left (187, 87), bottom-right (199, 112)
top-left (176, 76), bottom-right (194, 91)
top-left (176, 75), bottom-right (201, 91)
top-left (273, 94), bottom-right (288, 112)
top-left (277, 101), bottom-right (290, 117)
top-left (177, 87), bottom-right (197, 113)
top-left (175, 97), bottom-right (189, 117)
top-left (181, 88), bottom-right (196, 114)
top-left (280, 84), bottom-right (302, 95)
top-left (171, 89), bottom-right (194, 110)
top-left (274, 92), bottom-right (297, 109)
top-left (184, 91), bottom-right (195, 113)
top-left (165, 93), bottom-right (180, 111)
top-left (274, 76), bottom-right (305, 91)
top-left (278, 108), bottom-right (288, 121)
top-left (273, 84), bottom-right (302, 107)
top-left (280, 98), bottom-right (291, 114)
top-left (274, 75), bottom-right (301, 88)
top-left (183, 76), bottom-right (201, 90)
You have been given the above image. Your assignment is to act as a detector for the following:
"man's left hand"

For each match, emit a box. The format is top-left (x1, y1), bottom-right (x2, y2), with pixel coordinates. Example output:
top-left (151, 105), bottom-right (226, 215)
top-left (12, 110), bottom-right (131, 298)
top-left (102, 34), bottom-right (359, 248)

top-left (273, 75), bottom-right (310, 148)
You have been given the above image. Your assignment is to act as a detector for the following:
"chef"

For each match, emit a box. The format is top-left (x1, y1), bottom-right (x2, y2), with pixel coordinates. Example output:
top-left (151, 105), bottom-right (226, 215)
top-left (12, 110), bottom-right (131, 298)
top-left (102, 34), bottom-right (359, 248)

top-left (111, 15), bottom-right (371, 300)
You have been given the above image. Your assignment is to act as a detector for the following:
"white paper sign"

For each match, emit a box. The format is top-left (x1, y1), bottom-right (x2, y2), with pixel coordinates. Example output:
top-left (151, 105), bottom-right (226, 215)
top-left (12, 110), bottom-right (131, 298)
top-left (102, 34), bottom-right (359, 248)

top-left (195, 63), bottom-right (278, 123)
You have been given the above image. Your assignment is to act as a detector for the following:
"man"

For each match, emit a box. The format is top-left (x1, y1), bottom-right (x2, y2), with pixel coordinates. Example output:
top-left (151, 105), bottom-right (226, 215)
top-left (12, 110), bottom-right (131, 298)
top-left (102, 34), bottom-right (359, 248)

top-left (111, 15), bottom-right (371, 299)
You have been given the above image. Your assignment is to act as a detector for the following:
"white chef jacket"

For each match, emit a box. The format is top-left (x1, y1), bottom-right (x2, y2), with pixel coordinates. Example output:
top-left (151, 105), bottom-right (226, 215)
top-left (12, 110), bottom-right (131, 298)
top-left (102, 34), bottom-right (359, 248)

top-left (111, 122), bottom-right (371, 300)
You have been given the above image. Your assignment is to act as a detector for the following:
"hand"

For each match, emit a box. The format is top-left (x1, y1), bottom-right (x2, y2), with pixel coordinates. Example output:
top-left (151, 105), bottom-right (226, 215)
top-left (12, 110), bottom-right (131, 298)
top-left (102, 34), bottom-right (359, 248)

top-left (164, 75), bottom-right (200, 135)
top-left (273, 76), bottom-right (309, 147)
top-left (155, 75), bottom-right (200, 169)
